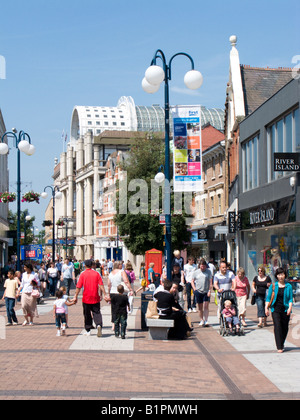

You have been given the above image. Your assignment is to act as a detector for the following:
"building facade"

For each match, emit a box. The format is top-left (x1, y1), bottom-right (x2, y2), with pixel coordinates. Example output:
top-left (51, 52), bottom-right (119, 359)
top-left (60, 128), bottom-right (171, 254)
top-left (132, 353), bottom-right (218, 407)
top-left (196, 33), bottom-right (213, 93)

top-left (51, 96), bottom-right (225, 263)
top-left (238, 78), bottom-right (300, 282)
top-left (190, 124), bottom-right (226, 262)
top-left (224, 35), bottom-right (293, 270)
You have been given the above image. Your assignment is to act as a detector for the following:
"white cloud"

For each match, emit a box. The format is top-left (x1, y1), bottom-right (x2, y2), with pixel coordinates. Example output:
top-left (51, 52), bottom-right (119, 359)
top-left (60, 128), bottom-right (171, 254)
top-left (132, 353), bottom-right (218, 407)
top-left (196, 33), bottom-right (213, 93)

top-left (170, 86), bottom-right (203, 96)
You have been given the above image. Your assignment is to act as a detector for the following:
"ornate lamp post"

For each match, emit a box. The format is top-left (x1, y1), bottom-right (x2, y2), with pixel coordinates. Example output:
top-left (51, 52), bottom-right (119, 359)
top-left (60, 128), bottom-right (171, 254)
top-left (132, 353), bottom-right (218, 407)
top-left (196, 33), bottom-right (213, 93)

top-left (142, 50), bottom-right (203, 280)
top-left (0, 129), bottom-right (36, 270)
top-left (41, 186), bottom-right (62, 262)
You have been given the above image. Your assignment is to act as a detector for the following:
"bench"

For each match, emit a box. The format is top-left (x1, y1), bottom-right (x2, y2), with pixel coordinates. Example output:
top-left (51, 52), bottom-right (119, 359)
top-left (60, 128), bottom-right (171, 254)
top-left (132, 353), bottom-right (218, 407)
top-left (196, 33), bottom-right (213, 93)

top-left (146, 318), bottom-right (174, 340)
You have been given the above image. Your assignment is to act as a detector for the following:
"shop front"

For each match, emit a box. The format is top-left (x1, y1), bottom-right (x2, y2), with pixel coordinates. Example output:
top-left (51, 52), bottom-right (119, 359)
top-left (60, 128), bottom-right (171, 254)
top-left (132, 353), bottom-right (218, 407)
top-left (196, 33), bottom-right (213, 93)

top-left (190, 226), bottom-right (226, 263)
top-left (239, 197), bottom-right (299, 282)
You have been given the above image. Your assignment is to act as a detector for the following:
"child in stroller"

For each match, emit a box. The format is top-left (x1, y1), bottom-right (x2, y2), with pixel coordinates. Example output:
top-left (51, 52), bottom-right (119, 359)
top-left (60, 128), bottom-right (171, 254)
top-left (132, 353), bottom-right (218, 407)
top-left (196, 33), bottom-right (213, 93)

top-left (219, 291), bottom-right (243, 336)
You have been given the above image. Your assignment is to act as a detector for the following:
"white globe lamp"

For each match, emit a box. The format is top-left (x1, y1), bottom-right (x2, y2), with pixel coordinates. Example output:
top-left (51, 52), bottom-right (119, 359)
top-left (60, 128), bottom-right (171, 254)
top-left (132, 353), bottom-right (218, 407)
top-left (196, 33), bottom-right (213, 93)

top-left (18, 140), bottom-right (31, 154)
top-left (25, 144), bottom-right (36, 156)
top-left (142, 77), bottom-right (160, 94)
top-left (41, 192), bottom-right (48, 199)
top-left (0, 143), bottom-right (9, 155)
top-left (145, 65), bottom-right (165, 85)
top-left (154, 171), bottom-right (165, 184)
top-left (55, 191), bottom-right (62, 200)
top-left (184, 70), bottom-right (203, 90)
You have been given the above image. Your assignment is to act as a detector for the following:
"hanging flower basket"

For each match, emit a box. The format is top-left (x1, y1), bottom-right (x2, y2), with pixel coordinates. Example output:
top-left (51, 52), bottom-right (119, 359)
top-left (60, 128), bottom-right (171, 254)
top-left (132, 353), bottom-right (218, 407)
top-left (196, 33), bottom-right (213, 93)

top-left (0, 192), bottom-right (16, 203)
top-left (56, 218), bottom-right (65, 227)
top-left (22, 191), bottom-right (40, 204)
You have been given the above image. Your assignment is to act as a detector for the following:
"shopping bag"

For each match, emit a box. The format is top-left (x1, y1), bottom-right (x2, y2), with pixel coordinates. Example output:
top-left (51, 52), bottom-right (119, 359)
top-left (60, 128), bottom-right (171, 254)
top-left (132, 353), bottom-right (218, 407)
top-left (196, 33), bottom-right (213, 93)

top-left (146, 300), bottom-right (159, 319)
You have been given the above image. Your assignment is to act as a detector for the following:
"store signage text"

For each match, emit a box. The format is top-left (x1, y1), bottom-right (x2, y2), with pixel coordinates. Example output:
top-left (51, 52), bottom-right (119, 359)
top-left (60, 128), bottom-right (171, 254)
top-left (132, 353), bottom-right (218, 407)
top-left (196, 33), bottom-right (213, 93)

top-left (274, 153), bottom-right (300, 171)
top-left (249, 208), bottom-right (275, 225)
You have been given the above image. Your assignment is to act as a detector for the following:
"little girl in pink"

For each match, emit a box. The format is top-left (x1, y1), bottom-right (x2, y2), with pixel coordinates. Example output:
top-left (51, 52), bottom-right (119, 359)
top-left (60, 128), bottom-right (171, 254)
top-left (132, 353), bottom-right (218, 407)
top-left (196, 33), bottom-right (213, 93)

top-left (222, 300), bottom-right (240, 333)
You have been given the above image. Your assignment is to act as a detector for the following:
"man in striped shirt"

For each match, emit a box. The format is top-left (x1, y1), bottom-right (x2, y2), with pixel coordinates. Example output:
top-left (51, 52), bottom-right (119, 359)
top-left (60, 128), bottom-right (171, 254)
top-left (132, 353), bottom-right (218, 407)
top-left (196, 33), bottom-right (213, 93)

top-left (213, 261), bottom-right (235, 296)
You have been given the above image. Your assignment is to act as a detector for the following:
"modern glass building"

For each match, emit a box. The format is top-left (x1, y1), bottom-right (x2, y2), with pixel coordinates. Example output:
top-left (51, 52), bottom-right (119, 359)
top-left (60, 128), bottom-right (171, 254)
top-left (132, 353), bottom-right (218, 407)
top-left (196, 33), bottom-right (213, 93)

top-left (70, 96), bottom-right (224, 143)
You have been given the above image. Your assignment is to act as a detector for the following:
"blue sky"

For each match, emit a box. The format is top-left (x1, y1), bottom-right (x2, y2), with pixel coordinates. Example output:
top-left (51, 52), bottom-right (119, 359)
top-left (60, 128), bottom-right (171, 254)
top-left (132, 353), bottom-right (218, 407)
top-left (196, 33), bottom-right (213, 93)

top-left (0, 0), bottom-right (299, 229)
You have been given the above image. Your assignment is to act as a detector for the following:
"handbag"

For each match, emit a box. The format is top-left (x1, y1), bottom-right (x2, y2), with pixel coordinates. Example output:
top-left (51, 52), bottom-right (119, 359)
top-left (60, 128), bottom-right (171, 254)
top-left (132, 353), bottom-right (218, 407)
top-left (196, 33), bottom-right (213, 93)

top-left (31, 289), bottom-right (40, 298)
top-left (251, 294), bottom-right (256, 305)
top-left (141, 278), bottom-right (147, 288)
top-left (267, 283), bottom-right (275, 309)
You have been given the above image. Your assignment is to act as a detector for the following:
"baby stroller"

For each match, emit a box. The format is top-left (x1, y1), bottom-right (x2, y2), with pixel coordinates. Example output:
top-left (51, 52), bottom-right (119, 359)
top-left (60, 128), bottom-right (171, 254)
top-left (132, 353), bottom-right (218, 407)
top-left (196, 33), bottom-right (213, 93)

top-left (219, 290), bottom-right (244, 336)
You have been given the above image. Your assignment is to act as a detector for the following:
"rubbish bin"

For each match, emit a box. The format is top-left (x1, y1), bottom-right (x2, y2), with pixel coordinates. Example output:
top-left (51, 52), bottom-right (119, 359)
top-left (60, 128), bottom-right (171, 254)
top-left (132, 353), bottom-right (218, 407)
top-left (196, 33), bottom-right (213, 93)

top-left (141, 290), bottom-right (154, 331)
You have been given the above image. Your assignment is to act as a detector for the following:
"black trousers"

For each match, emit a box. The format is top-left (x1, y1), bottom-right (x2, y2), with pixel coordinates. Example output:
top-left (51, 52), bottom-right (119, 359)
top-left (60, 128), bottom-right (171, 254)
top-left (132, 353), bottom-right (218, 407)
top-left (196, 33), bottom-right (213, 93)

top-left (82, 302), bottom-right (103, 332)
top-left (272, 311), bottom-right (290, 350)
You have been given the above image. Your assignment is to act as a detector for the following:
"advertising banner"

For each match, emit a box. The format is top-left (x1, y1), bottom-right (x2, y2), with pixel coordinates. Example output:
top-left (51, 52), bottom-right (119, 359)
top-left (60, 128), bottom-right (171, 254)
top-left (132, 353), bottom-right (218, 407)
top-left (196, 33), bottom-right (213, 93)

top-left (21, 245), bottom-right (43, 261)
top-left (171, 105), bottom-right (203, 192)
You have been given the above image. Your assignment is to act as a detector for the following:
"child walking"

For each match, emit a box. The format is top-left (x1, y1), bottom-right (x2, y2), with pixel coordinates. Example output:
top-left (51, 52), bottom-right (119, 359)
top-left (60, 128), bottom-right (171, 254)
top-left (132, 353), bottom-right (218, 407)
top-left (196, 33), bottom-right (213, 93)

top-left (53, 290), bottom-right (75, 336)
top-left (110, 284), bottom-right (130, 339)
top-left (1, 270), bottom-right (19, 326)
top-left (59, 286), bottom-right (72, 327)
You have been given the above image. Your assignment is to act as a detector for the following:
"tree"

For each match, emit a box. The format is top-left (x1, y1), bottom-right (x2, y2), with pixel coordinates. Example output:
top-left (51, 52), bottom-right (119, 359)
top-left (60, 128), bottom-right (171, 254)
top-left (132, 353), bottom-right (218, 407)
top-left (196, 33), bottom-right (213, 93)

top-left (8, 210), bottom-right (36, 257)
top-left (114, 134), bottom-right (191, 256)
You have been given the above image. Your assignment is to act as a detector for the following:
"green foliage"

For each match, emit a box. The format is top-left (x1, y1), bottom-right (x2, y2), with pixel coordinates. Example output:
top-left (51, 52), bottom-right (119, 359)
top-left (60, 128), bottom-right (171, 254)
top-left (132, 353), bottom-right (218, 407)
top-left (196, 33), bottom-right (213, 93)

top-left (114, 134), bottom-right (191, 256)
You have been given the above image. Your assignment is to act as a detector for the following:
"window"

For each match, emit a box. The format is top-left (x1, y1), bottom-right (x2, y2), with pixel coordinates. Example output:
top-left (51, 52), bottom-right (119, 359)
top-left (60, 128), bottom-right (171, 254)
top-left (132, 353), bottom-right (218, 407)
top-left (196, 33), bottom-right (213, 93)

top-left (267, 108), bottom-right (299, 182)
top-left (211, 196), bottom-right (214, 217)
top-left (242, 134), bottom-right (259, 191)
top-left (202, 198), bottom-right (206, 219)
top-left (98, 222), bottom-right (102, 236)
top-left (88, 121), bottom-right (92, 125)
top-left (218, 194), bottom-right (221, 215)
top-left (219, 154), bottom-right (223, 176)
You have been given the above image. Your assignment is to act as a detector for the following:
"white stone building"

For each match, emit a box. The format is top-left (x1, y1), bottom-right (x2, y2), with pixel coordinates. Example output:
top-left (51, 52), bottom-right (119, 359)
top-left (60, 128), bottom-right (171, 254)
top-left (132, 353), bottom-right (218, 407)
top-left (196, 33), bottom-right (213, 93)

top-left (51, 96), bottom-right (224, 262)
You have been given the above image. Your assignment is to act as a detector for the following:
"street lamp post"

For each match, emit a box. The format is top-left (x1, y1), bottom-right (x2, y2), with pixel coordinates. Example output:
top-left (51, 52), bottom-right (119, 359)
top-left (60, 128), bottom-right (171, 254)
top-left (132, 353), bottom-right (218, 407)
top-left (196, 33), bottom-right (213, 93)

top-left (62, 217), bottom-right (75, 259)
top-left (0, 129), bottom-right (36, 271)
top-left (41, 186), bottom-right (62, 262)
top-left (142, 50), bottom-right (203, 280)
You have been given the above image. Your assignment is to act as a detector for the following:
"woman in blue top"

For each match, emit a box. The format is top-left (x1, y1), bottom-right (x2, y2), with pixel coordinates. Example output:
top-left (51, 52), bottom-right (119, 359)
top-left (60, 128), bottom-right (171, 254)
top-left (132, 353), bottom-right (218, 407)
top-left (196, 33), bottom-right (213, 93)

top-left (148, 263), bottom-right (155, 285)
top-left (265, 267), bottom-right (293, 353)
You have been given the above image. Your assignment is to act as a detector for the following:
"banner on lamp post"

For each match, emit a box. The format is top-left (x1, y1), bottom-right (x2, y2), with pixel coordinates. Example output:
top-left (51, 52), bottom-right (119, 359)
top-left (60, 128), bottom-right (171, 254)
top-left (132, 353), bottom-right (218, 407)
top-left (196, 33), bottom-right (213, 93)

top-left (171, 105), bottom-right (203, 192)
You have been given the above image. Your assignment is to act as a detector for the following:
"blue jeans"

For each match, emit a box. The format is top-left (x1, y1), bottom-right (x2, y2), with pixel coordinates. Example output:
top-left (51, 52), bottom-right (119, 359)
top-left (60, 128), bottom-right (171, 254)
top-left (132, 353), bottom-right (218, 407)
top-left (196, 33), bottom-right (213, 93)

top-left (55, 313), bottom-right (66, 328)
top-left (256, 295), bottom-right (266, 318)
top-left (114, 314), bottom-right (127, 337)
top-left (63, 278), bottom-right (72, 296)
top-left (5, 298), bottom-right (18, 324)
top-left (49, 277), bottom-right (58, 296)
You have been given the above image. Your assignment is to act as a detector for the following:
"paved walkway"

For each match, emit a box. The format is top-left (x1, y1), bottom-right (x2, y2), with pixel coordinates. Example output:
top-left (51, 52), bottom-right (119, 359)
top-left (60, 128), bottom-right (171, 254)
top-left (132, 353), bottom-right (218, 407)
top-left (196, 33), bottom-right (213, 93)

top-left (0, 280), bottom-right (299, 400)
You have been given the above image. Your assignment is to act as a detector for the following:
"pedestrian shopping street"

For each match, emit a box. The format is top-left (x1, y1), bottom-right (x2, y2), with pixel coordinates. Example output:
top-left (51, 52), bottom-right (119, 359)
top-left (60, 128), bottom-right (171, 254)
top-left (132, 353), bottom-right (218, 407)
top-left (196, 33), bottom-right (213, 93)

top-left (0, 278), bottom-right (299, 401)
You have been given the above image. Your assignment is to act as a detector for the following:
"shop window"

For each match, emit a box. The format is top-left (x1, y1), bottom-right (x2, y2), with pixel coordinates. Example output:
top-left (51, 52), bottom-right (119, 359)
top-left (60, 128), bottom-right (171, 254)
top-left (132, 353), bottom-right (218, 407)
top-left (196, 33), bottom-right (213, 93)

top-left (267, 107), bottom-right (299, 182)
top-left (242, 134), bottom-right (259, 192)
top-left (243, 225), bottom-right (300, 283)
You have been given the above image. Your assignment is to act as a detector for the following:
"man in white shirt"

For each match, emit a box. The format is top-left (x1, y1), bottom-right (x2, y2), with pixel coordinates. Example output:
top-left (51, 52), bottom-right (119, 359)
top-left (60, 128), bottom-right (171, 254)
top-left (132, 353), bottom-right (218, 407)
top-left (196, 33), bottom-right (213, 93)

top-left (191, 259), bottom-right (212, 327)
top-left (183, 257), bottom-right (197, 312)
top-left (61, 258), bottom-right (75, 296)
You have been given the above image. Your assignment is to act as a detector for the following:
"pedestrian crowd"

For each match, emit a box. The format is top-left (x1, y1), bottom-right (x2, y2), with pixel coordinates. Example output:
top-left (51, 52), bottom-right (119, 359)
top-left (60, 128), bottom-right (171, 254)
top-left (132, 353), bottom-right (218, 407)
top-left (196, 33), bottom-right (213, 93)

top-left (0, 252), bottom-right (295, 353)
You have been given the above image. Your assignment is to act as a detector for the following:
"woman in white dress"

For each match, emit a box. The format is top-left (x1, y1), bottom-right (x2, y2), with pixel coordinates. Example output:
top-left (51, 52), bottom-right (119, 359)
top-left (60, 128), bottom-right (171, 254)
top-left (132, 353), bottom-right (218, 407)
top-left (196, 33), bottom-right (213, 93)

top-left (18, 263), bottom-right (40, 326)
top-left (107, 261), bottom-right (133, 330)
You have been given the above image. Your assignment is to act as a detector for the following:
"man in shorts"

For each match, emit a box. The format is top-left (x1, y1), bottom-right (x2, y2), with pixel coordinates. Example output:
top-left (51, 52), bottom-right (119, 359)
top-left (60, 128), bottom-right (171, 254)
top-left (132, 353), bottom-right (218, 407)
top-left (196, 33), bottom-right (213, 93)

top-left (191, 259), bottom-right (212, 327)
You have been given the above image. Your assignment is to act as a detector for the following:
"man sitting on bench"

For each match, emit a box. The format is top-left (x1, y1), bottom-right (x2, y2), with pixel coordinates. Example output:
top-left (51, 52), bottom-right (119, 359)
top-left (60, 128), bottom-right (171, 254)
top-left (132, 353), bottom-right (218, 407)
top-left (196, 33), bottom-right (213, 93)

top-left (153, 280), bottom-right (192, 340)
